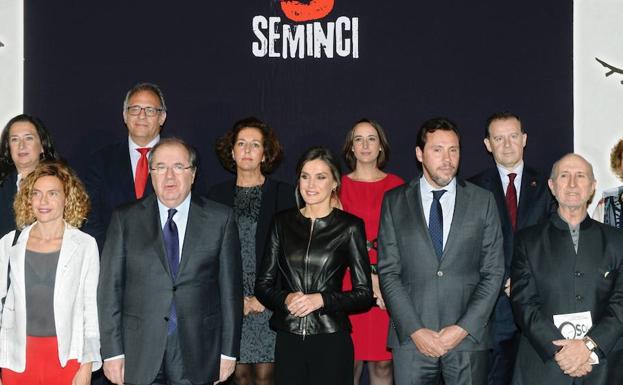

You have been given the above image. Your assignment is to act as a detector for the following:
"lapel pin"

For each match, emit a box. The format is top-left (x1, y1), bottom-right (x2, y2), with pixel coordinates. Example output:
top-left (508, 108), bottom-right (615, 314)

top-left (605, 271), bottom-right (610, 278)
top-left (530, 180), bottom-right (537, 187)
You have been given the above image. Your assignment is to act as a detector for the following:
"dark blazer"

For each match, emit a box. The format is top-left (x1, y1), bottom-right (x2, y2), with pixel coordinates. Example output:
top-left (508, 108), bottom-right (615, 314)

top-left (0, 172), bottom-right (17, 237)
top-left (378, 178), bottom-right (504, 351)
top-left (83, 139), bottom-right (208, 252)
top-left (207, 177), bottom-right (295, 270)
top-left (468, 165), bottom-right (554, 276)
top-left (97, 194), bottom-right (243, 384)
top-left (82, 140), bottom-right (154, 252)
top-left (510, 214), bottom-right (623, 385)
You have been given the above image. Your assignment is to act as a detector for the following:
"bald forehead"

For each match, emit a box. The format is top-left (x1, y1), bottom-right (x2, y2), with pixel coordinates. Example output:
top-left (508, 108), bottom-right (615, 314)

top-left (551, 154), bottom-right (594, 180)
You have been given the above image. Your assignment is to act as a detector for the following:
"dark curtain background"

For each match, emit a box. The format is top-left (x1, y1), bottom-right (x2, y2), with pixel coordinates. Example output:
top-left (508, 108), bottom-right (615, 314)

top-left (23, 1), bottom-right (573, 185)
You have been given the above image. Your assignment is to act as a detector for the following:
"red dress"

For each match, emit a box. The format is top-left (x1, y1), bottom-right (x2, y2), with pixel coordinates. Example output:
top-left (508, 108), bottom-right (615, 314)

top-left (340, 173), bottom-right (404, 361)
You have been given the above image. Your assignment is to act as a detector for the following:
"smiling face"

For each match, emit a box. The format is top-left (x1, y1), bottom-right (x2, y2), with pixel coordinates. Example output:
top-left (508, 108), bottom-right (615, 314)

top-left (8, 121), bottom-right (44, 174)
top-left (548, 154), bottom-right (596, 211)
top-left (123, 90), bottom-right (166, 146)
top-left (351, 122), bottom-right (382, 166)
top-left (298, 159), bottom-right (337, 209)
top-left (232, 127), bottom-right (265, 173)
top-left (416, 129), bottom-right (460, 188)
top-left (150, 143), bottom-right (196, 208)
top-left (484, 117), bottom-right (527, 170)
top-left (31, 175), bottom-right (66, 225)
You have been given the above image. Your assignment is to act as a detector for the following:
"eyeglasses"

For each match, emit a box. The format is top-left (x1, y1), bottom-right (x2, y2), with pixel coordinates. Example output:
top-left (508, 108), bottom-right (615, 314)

top-left (150, 164), bottom-right (194, 175)
top-left (126, 105), bottom-right (164, 117)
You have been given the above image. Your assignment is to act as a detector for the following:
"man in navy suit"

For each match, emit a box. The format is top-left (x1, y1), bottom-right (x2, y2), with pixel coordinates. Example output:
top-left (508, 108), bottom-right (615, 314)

top-left (83, 82), bottom-right (167, 251)
top-left (469, 112), bottom-right (554, 385)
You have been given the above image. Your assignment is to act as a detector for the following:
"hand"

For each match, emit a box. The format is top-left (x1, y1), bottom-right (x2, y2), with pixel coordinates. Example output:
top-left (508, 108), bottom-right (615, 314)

top-left (504, 278), bottom-right (511, 297)
top-left (103, 358), bottom-right (125, 385)
top-left (243, 296), bottom-right (266, 316)
top-left (72, 362), bottom-right (93, 385)
top-left (438, 325), bottom-right (468, 351)
top-left (568, 361), bottom-right (593, 378)
top-left (410, 328), bottom-right (447, 357)
top-left (552, 339), bottom-right (592, 374)
top-left (214, 357), bottom-right (236, 384)
top-left (371, 274), bottom-right (386, 310)
top-left (287, 293), bottom-right (324, 317)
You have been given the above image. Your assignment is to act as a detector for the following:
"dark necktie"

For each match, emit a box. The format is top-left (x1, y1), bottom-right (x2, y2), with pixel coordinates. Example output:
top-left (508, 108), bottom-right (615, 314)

top-left (506, 173), bottom-right (518, 232)
top-left (163, 208), bottom-right (179, 334)
top-left (429, 190), bottom-right (446, 260)
top-left (134, 147), bottom-right (151, 199)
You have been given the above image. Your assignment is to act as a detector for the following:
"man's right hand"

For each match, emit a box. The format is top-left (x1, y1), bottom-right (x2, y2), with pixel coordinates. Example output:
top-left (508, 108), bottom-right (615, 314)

top-left (410, 328), bottom-right (447, 357)
top-left (103, 358), bottom-right (125, 385)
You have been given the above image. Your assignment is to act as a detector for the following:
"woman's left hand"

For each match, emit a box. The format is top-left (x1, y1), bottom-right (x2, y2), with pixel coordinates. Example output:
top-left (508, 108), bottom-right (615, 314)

top-left (72, 362), bottom-right (92, 385)
top-left (287, 293), bottom-right (324, 317)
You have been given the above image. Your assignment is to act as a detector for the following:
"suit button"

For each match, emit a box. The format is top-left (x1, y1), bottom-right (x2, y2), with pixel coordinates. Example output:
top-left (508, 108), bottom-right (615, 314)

top-left (164, 316), bottom-right (169, 321)
top-left (575, 271), bottom-right (583, 277)
top-left (437, 271), bottom-right (443, 277)
top-left (576, 295), bottom-right (583, 301)
top-left (173, 286), bottom-right (177, 291)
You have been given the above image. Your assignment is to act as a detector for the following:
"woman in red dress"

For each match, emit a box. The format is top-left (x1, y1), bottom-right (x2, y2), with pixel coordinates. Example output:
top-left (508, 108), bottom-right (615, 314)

top-left (340, 119), bottom-right (403, 385)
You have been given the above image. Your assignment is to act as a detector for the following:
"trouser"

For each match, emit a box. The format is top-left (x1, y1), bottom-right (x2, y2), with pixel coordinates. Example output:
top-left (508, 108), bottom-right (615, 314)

top-left (1, 336), bottom-right (80, 385)
top-left (274, 331), bottom-right (354, 385)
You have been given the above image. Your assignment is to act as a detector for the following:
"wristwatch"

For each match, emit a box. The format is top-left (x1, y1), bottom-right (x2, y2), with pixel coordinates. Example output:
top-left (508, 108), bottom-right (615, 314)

top-left (583, 336), bottom-right (598, 352)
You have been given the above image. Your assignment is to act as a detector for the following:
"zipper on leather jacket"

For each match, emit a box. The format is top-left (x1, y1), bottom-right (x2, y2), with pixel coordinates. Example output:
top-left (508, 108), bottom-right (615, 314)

top-left (301, 218), bottom-right (315, 339)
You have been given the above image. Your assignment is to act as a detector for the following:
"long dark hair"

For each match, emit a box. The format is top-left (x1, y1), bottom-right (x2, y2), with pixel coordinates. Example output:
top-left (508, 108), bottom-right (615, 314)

top-left (0, 114), bottom-right (59, 184)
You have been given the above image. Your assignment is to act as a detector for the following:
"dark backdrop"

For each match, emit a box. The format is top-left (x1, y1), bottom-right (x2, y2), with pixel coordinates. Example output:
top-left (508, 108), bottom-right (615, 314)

top-left (23, 1), bottom-right (573, 185)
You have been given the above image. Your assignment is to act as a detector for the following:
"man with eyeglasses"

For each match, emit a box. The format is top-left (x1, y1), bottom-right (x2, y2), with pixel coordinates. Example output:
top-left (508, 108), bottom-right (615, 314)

top-left (83, 82), bottom-right (167, 252)
top-left (98, 137), bottom-right (242, 385)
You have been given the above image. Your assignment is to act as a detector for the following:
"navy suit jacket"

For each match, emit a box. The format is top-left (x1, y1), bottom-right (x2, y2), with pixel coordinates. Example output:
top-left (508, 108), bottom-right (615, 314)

top-left (469, 165), bottom-right (555, 277)
top-left (0, 172), bottom-right (18, 237)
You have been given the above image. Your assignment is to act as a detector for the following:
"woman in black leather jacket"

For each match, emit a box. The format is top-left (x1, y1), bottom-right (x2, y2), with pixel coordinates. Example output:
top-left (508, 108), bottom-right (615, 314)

top-left (256, 147), bottom-right (373, 385)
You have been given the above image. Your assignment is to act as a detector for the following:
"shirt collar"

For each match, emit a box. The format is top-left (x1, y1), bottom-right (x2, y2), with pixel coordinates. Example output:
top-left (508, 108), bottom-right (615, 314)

top-left (420, 175), bottom-right (457, 195)
top-left (128, 134), bottom-right (160, 151)
top-left (157, 193), bottom-right (192, 224)
top-left (496, 161), bottom-right (524, 180)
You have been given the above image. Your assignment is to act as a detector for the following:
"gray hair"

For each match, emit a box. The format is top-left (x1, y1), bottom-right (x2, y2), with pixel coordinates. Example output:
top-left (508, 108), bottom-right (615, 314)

top-left (148, 137), bottom-right (198, 169)
top-left (122, 82), bottom-right (167, 112)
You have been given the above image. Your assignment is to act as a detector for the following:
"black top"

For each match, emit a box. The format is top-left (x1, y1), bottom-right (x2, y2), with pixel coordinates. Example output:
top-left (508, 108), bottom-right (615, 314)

top-left (255, 208), bottom-right (373, 336)
top-left (0, 171), bottom-right (17, 237)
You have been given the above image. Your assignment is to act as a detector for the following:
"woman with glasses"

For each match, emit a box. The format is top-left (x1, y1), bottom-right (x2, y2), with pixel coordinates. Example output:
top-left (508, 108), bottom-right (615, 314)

top-left (0, 114), bottom-right (58, 237)
top-left (208, 117), bottom-right (295, 385)
top-left (0, 160), bottom-right (100, 385)
top-left (255, 147), bottom-right (373, 385)
top-left (340, 119), bottom-right (403, 385)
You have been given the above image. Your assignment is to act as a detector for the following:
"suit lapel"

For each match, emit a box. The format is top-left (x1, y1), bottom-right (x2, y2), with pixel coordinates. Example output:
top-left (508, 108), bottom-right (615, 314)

top-left (178, 195), bottom-right (203, 276)
top-left (56, 226), bottom-right (78, 278)
top-left (517, 166), bottom-right (539, 229)
top-left (442, 180), bottom-right (469, 262)
top-left (404, 180), bottom-right (439, 266)
top-left (142, 196), bottom-right (170, 276)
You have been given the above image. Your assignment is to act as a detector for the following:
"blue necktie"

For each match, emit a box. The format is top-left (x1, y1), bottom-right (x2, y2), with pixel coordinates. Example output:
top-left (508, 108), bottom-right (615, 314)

top-left (163, 208), bottom-right (179, 334)
top-left (429, 190), bottom-right (446, 260)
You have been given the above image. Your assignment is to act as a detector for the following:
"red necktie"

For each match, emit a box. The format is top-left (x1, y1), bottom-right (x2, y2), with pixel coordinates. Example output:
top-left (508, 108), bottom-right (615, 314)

top-left (506, 173), bottom-right (518, 232)
top-left (135, 147), bottom-right (151, 199)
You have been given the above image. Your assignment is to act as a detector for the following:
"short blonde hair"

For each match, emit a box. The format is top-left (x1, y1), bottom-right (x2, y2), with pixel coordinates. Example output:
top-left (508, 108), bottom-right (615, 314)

top-left (13, 160), bottom-right (90, 229)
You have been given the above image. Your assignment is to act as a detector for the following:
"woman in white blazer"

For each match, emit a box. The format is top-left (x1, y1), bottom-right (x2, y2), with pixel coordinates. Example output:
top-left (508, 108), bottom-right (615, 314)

top-left (0, 160), bottom-right (100, 385)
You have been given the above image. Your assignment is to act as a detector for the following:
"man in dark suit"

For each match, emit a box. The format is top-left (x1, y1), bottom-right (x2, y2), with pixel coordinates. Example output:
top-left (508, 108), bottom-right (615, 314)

top-left (98, 138), bottom-right (243, 385)
top-left (468, 112), bottom-right (554, 385)
top-left (83, 82), bottom-right (167, 251)
top-left (378, 117), bottom-right (504, 385)
top-left (511, 153), bottom-right (623, 385)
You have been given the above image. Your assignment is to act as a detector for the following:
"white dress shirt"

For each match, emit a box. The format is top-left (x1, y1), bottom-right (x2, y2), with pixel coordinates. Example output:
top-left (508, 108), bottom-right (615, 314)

top-left (128, 135), bottom-right (160, 180)
top-left (420, 176), bottom-right (457, 249)
top-left (496, 161), bottom-right (524, 201)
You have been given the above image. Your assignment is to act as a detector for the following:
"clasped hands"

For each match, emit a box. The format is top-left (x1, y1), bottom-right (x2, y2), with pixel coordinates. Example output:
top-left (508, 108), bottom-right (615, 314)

top-left (410, 325), bottom-right (468, 358)
top-left (285, 291), bottom-right (324, 317)
top-left (552, 339), bottom-right (593, 378)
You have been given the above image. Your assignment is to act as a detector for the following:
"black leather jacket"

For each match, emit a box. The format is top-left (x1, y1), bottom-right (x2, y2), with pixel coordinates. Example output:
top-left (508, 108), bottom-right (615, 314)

top-left (255, 208), bottom-right (373, 336)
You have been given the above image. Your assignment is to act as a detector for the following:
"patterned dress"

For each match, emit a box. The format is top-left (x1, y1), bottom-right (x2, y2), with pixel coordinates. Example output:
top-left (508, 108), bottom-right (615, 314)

top-left (234, 185), bottom-right (276, 363)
